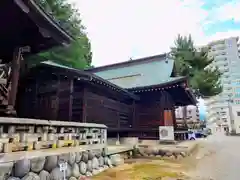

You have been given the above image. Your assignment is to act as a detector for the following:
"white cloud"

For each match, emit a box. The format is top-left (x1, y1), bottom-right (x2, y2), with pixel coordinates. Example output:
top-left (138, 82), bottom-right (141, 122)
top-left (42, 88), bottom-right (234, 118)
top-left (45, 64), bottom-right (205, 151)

top-left (68, 0), bottom-right (240, 66)
top-left (213, 1), bottom-right (240, 22)
top-left (207, 30), bottom-right (240, 42)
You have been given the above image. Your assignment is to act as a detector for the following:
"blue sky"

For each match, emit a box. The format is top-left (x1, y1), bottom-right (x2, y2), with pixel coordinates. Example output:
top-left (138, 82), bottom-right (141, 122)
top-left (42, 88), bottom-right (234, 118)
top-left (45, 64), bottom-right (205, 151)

top-left (69, 0), bottom-right (240, 66)
top-left (68, 0), bottom-right (240, 117)
top-left (198, 99), bottom-right (206, 121)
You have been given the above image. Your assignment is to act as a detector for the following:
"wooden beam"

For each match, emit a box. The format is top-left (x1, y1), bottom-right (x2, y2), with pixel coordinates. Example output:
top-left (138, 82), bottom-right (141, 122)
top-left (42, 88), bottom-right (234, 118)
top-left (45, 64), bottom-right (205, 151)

top-left (8, 48), bottom-right (21, 108)
top-left (69, 79), bottom-right (73, 121)
top-left (82, 87), bottom-right (87, 123)
top-left (132, 100), bottom-right (136, 128)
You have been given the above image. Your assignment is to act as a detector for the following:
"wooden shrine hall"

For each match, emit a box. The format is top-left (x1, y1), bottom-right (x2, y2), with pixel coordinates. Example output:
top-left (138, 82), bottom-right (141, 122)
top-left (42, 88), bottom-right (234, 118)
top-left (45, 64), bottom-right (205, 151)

top-left (17, 54), bottom-right (197, 140)
top-left (0, 0), bottom-right (72, 116)
top-left (2, 0), bottom-right (197, 141)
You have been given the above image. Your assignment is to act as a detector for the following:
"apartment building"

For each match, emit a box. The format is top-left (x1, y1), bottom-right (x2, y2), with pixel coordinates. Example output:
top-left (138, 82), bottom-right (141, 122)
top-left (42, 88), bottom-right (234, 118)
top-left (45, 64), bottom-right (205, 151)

top-left (203, 37), bottom-right (240, 132)
top-left (175, 105), bottom-right (200, 128)
top-left (205, 95), bottom-right (220, 123)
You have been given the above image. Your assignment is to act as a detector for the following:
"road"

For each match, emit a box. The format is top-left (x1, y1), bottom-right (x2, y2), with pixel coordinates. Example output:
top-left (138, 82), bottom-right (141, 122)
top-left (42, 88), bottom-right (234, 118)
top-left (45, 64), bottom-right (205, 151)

top-left (190, 131), bottom-right (240, 180)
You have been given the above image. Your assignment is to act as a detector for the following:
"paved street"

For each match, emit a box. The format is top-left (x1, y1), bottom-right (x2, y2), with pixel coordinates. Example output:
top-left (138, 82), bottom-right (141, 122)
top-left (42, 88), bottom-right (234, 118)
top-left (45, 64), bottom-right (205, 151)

top-left (190, 131), bottom-right (240, 180)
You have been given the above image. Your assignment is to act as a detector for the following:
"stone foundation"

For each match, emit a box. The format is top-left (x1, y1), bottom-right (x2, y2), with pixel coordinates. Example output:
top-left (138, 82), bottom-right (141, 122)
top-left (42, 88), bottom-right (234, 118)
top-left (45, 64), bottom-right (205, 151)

top-left (120, 137), bottom-right (138, 146)
top-left (0, 148), bottom-right (125, 180)
top-left (138, 139), bottom-right (159, 145)
top-left (107, 138), bottom-right (119, 145)
top-left (136, 146), bottom-right (191, 160)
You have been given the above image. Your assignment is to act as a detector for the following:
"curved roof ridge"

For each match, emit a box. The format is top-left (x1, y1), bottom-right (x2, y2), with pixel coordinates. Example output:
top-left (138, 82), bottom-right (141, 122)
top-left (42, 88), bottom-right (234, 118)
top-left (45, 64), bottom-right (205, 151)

top-left (85, 53), bottom-right (168, 72)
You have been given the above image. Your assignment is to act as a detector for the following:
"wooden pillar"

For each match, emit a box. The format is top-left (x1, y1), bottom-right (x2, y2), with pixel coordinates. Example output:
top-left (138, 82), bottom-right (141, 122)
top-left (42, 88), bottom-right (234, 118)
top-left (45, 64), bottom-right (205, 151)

top-left (132, 101), bottom-right (136, 128)
top-left (50, 74), bottom-right (60, 120)
top-left (182, 106), bottom-right (188, 128)
top-left (8, 48), bottom-right (21, 108)
top-left (8, 46), bottom-right (30, 110)
top-left (82, 87), bottom-right (87, 122)
top-left (68, 79), bottom-right (73, 121)
top-left (117, 112), bottom-right (120, 129)
top-left (172, 107), bottom-right (177, 128)
top-left (33, 78), bottom-right (39, 117)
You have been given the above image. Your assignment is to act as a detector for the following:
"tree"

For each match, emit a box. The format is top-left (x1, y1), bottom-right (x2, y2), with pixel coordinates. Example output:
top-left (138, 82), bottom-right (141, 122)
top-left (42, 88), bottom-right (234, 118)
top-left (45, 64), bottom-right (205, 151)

top-left (26, 0), bottom-right (92, 69)
top-left (171, 35), bottom-right (222, 129)
top-left (171, 34), bottom-right (222, 98)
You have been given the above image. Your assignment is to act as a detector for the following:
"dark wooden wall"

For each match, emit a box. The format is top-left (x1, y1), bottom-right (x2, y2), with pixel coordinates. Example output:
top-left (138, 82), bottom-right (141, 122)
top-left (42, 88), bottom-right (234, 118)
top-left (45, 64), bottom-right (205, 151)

top-left (84, 89), bottom-right (133, 129)
top-left (16, 70), bottom-right (134, 131)
top-left (132, 90), bottom-right (176, 139)
top-left (16, 67), bottom-right (182, 140)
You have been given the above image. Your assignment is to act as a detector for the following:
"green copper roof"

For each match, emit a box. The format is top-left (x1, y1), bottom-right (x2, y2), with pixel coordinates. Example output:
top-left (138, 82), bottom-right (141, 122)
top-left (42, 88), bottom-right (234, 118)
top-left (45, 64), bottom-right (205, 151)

top-left (93, 56), bottom-right (179, 89)
top-left (39, 61), bottom-right (139, 100)
top-left (41, 60), bottom-right (74, 70)
top-left (111, 76), bottom-right (185, 89)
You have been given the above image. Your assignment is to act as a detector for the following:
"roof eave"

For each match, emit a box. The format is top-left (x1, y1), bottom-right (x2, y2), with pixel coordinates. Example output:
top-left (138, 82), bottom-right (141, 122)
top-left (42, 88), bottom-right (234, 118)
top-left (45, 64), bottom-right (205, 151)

top-left (87, 72), bottom-right (139, 100)
top-left (185, 88), bottom-right (198, 105)
top-left (127, 76), bottom-right (187, 91)
top-left (36, 63), bottom-right (140, 100)
top-left (16, 0), bottom-right (74, 46)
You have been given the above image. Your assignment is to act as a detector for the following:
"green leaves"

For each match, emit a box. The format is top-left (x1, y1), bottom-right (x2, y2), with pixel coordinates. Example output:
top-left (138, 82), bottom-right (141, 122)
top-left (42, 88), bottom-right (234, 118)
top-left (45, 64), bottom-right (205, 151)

top-left (26, 0), bottom-right (92, 70)
top-left (171, 34), bottom-right (222, 97)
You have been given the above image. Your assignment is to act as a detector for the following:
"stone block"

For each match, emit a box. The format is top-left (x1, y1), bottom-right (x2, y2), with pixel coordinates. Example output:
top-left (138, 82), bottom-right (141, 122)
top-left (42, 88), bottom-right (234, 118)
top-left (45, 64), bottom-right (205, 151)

top-left (22, 172), bottom-right (40, 180)
top-left (39, 170), bottom-right (50, 180)
top-left (0, 162), bottom-right (13, 180)
top-left (30, 157), bottom-right (45, 173)
top-left (120, 137), bottom-right (139, 146)
top-left (13, 159), bottom-right (31, 178)
top-left (44, 156), bottom-right (58, 172)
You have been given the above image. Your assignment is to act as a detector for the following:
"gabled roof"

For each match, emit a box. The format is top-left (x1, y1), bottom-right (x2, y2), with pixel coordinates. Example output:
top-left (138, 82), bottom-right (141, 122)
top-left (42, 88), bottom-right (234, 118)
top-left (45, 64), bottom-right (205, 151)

top-left (127, 76), bottom-right (197, 106)
top-left (126, 76), bottom-right (186, 90)
top-left (87, 53), bottom-right (176, 89)
top-left (28, 61), bottom-right (139, 100)
top-left (86, 54), bottom-right (197, 105)
top-left (0, 0), bottom-right (73, 62)
top-left (86, 54), bottom-right (168, 72)
top-left (107, 75), bottom-right (184, 89)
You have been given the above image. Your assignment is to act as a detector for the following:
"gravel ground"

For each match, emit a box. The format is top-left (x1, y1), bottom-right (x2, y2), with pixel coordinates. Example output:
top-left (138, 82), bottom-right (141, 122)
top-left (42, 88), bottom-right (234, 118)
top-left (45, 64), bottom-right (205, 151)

top-left (189, 131), bottom-right (240, 180)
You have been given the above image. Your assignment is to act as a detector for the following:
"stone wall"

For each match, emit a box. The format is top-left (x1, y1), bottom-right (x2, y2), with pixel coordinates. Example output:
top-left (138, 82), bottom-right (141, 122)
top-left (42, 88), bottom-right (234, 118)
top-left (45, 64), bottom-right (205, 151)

top-left (0, 118), bottom-right (107, 153)
top-left (135, 146), bottom-right (191, 160)
top-left (0, 148), bottom-right (125, 180)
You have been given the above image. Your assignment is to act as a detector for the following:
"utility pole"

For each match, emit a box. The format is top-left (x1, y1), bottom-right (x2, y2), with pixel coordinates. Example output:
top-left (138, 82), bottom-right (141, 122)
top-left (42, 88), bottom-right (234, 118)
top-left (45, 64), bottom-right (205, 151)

top-left (228, 99), bottom-right (235, 134)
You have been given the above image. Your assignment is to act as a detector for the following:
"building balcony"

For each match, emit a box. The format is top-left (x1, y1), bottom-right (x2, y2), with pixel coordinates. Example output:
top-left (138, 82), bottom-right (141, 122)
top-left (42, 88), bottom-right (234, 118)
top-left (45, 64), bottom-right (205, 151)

top-left (224, 67), bottom-right (230, 72)
top-left (215, 56), bottom-right (228, 62)
top-left (208, 40), bottom-right (225, 47)
top-left (222, 80), bottom-right (231, 84)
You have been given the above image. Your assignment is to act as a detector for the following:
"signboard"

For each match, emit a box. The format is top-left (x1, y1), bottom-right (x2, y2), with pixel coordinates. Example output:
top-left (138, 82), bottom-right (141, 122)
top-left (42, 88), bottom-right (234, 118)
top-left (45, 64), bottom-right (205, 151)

top-left (159, 126), bottom-right (174, 141)
top-left (59, 162), bottom-right (68, 180)
top-left (59, 162), bottom-right (67, 171)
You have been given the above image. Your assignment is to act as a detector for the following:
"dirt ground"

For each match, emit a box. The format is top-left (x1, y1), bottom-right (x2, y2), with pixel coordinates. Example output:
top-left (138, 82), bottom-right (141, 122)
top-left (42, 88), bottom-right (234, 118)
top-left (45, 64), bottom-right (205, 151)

top-left (92, 146), bottom-right (203, 180)
top-left (93, 159), bottom-right (188, 180)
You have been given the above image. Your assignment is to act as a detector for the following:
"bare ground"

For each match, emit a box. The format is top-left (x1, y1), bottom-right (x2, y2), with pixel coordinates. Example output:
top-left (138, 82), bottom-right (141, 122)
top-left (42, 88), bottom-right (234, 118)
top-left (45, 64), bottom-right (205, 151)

top-left (92, 144), bottom-right (206, 180)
